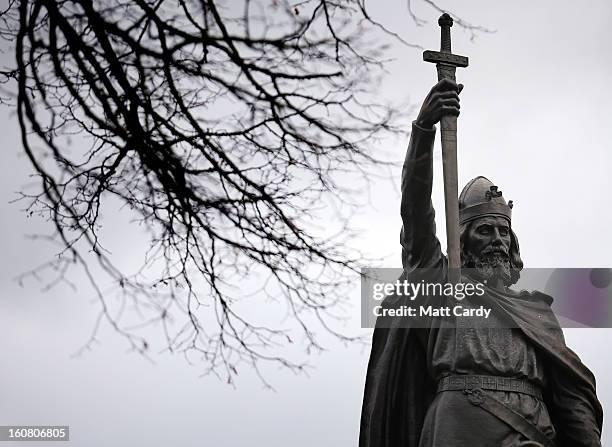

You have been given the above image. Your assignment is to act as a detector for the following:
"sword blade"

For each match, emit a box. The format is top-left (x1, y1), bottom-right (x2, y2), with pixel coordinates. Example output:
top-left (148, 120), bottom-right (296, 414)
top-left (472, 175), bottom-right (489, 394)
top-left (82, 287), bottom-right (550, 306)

top-left (440, 114), bottom-right (461, 283)
top-left (437, 64), bottom-right (461, 283)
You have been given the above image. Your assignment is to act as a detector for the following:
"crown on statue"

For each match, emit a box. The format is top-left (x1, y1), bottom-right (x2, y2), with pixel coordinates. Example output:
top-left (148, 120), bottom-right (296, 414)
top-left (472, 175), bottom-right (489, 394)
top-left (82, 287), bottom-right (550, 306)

top-left (459, 177), bottom-right (513, 225)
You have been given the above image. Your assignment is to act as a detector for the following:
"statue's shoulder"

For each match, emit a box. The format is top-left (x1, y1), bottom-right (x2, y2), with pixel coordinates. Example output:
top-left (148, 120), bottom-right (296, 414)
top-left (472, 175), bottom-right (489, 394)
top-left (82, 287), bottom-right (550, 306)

top-left (506, 287), bottom-right (554, 306)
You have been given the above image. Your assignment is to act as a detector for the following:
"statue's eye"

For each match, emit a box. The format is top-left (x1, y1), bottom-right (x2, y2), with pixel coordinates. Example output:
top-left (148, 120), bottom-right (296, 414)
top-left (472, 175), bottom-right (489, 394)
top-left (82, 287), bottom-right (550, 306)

top-left (499, 227), bottom-right (509, 237)
top-left (477, 225), bottom-right (490, 235)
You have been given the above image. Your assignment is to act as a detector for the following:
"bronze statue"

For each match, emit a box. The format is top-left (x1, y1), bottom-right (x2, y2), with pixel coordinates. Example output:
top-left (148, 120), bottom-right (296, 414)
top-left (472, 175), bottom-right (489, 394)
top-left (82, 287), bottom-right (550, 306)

top-left (359, 15), bottom-right (603, 447)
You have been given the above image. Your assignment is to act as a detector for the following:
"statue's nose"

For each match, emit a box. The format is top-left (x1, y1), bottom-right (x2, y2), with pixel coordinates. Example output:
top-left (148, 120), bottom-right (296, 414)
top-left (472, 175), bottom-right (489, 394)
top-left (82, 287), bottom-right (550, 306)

top-left (492, 229), bottom-right (502, 242)
top-left (490, 228), bottom-right (506, 247)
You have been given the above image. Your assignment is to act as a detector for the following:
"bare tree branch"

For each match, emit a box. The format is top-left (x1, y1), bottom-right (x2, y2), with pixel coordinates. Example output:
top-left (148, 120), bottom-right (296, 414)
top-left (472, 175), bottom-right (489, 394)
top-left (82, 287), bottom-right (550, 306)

top-left (2, 0), bottom-right (483, 384)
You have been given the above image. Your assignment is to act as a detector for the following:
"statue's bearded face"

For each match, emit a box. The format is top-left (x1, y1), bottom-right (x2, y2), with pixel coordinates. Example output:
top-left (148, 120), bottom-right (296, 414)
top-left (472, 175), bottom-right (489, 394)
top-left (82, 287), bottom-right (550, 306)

top-left (462, 216), bottom-right (512, 285)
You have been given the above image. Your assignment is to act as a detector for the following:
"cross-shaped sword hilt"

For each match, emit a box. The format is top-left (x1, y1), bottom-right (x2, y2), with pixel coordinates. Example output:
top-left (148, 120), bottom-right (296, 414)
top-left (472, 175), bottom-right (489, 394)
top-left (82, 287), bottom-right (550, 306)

top-left (423, 13), bottom-right (469, 82)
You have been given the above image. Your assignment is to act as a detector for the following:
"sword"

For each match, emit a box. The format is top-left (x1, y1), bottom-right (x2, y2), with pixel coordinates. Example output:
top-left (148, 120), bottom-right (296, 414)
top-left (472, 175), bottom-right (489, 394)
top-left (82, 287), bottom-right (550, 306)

top-left (423, 13), bottom-right (469, 283)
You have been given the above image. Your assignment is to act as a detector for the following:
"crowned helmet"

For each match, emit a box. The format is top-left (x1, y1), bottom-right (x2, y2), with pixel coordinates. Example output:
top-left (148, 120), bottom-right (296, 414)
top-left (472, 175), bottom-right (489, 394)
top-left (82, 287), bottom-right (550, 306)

top-left (459, 176), bottom-right (513, 225)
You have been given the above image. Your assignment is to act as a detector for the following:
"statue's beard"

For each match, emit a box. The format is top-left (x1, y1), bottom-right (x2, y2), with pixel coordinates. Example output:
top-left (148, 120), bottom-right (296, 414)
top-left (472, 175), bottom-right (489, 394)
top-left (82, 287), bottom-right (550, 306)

top-left (463, 249), bottom-right (511, 285)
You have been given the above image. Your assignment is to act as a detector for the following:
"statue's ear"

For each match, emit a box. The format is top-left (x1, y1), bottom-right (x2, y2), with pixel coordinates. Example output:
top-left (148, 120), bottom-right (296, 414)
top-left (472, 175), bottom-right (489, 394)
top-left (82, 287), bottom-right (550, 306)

top-left (510, 228), bottom-right (523, 271)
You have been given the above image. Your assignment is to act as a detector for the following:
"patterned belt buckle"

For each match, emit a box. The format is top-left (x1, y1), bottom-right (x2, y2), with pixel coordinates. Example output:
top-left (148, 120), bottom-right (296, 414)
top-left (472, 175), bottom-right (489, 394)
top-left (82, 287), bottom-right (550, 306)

top-left (482, 376), bottom-right (496, 390)
top-left (466, 375), bottom-right (480, 389)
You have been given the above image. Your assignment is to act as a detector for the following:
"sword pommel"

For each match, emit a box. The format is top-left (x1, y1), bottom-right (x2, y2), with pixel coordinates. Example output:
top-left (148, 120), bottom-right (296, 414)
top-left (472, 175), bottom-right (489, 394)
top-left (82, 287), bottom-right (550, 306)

top-left (438, 13), bottom-right (453, 53)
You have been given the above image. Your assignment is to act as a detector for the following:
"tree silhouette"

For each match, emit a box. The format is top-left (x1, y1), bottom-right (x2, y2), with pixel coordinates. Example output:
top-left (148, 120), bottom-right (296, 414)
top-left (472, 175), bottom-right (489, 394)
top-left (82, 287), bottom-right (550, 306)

top-left (1, 0), bottom-right (474, 383)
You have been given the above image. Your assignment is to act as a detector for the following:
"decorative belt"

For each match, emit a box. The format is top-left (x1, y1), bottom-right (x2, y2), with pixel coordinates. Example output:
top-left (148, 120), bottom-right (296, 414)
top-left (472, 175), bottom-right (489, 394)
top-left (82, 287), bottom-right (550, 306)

top-left (436, 374), bottom-right (553, 447)
top-left (437, 374), bottom-right (543, 400)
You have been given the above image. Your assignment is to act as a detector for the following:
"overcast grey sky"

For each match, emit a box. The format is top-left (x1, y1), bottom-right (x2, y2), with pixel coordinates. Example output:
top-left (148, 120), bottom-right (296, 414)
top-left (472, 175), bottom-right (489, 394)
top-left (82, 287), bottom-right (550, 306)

top-left (1, 1), bottom-right (611, 446)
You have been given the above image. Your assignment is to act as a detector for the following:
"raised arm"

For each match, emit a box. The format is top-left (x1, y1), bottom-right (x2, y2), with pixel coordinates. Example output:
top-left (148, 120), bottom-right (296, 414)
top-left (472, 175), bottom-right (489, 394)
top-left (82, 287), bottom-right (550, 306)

top-left (400, 79), bottom-right (462, 272)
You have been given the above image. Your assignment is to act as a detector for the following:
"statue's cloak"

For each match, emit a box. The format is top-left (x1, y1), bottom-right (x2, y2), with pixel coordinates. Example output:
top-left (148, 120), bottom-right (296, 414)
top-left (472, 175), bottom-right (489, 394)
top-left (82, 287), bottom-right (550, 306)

top-left (359, 287), bottom-right (603, 447)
